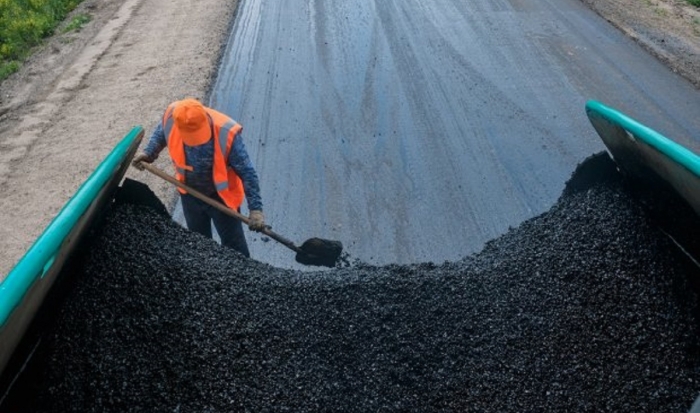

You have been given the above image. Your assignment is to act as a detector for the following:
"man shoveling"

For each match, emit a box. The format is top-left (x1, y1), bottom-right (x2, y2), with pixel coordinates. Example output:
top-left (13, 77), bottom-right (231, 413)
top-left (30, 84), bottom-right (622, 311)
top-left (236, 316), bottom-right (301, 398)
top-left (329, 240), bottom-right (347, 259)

top-left (133, 98), bottom-right (264, 257)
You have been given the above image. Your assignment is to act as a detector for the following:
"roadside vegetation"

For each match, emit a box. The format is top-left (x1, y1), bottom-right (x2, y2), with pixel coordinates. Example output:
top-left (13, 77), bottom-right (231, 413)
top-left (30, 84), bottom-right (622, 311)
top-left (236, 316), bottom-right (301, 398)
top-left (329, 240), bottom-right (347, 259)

top-left (0, 0), bottom-right (85, 81)
top-left (690, 0), bottom-right (700, 7)
top-left (62, 13), bottom-right (90, 34)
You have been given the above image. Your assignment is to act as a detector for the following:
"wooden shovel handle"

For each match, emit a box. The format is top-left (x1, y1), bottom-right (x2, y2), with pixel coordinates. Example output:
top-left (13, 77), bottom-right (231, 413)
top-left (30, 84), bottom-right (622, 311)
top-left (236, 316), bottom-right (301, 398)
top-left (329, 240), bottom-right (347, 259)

top-left (138, 162), bottom-right (303, 254)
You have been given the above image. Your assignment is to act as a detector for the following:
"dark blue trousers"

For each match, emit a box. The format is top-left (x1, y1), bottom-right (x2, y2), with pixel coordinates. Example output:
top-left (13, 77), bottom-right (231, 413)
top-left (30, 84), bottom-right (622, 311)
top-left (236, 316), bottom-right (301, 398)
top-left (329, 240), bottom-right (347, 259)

top-left (180, 193), bottom-right (250, 257)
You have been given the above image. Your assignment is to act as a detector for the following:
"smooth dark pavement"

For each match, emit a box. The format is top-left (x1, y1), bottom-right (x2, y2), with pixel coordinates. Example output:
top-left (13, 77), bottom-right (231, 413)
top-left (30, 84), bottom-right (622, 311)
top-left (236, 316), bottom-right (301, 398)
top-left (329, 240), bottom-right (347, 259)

top-left (205, 0), bottom-right (700, 268)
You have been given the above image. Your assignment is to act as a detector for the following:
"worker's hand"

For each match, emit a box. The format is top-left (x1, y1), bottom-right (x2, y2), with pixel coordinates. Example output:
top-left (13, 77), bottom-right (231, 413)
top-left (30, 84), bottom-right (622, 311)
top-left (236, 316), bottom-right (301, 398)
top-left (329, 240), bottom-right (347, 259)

top-left (248, 210), bottom-right (265, 232)
top-left (132, 153), bottom-right (154, 170)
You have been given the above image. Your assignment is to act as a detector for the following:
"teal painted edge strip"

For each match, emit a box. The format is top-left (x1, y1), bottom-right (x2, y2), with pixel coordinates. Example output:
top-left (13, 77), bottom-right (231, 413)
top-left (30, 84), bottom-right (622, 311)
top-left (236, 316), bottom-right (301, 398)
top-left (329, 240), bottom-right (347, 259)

top-left (0, 126), bottom-right (144, 328)
top-left (586, 100), bottom-right (700, 177)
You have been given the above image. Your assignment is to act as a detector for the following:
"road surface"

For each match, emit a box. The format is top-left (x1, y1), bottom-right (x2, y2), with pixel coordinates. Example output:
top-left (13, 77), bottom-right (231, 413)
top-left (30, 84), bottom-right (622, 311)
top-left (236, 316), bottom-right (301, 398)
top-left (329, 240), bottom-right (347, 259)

top-left (199, 0), bottom-right (700, 268)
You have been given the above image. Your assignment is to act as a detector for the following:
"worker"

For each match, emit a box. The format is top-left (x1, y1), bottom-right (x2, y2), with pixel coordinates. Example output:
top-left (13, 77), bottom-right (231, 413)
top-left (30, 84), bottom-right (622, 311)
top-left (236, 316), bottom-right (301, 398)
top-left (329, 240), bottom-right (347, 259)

top-left (132, 98), bottom-right (264, 257)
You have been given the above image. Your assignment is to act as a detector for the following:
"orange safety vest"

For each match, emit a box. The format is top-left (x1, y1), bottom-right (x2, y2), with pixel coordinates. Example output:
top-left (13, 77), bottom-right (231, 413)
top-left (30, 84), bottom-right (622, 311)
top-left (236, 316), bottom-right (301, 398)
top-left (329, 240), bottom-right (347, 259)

top-left (162, 102), bottom-right (245, 209)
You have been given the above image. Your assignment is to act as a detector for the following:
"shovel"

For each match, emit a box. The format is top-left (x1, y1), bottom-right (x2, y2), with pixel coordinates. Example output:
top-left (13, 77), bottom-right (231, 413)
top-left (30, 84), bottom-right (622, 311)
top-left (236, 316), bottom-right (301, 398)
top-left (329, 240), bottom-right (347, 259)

top-left (136, 162), bottom-right (343, 268)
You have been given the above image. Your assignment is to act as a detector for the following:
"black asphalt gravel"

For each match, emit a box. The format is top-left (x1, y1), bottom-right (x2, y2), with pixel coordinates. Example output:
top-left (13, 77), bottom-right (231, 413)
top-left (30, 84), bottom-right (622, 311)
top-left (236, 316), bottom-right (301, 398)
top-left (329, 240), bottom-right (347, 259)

top-left (15, 154), bottom-right (700, 412)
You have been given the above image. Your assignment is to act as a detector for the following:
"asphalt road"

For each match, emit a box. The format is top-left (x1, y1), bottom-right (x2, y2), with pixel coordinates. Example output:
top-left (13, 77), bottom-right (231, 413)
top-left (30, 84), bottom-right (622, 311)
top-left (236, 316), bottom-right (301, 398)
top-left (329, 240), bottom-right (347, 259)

top-left (198, 0), bottom-right (700, 269)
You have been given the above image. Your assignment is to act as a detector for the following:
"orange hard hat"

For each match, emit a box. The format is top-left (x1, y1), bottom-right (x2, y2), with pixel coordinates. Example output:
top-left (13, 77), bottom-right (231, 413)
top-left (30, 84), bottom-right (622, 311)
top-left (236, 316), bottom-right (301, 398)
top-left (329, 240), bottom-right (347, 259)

top-left (173, 99), bottom-right (211, 146)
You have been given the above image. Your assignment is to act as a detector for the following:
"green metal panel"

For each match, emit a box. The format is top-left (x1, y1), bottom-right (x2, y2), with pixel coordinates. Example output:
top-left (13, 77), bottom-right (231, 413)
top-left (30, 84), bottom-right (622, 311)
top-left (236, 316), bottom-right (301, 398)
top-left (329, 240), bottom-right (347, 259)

top-left (586, 100), bottom-right (700, 220)
top-left (586, 100), bottom-right (700, 177)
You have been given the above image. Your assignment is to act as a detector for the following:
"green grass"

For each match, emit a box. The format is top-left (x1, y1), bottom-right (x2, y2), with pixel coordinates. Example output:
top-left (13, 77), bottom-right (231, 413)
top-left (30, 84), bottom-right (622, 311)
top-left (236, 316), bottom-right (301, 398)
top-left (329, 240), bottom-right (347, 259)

top-left (61, 13), bottom-right (90, 33)
top-left (0, 0), bottom-right (85, 81)
top-left (0, 61), bottom-right (19, 80)
top-left (689, 0), bottom-right (700, 7)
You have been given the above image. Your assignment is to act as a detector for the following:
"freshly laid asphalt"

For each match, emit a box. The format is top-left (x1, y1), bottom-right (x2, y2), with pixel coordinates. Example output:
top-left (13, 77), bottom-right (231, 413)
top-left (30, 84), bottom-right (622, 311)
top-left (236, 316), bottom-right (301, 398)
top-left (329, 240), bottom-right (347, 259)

top-left (14, 154), bottom-right (700, 412)
top-left (205, 0), bottom-right (700, 269)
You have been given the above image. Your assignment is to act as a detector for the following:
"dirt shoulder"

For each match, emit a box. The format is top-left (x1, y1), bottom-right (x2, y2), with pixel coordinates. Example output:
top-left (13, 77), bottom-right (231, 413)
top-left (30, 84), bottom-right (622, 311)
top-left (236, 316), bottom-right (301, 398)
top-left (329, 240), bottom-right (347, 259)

top-left (580, 0), bottom-right (700, 88)
top-left (0, 0), bottom-right (697, 278)
top-left (0, 0), bottom-right (235, 277)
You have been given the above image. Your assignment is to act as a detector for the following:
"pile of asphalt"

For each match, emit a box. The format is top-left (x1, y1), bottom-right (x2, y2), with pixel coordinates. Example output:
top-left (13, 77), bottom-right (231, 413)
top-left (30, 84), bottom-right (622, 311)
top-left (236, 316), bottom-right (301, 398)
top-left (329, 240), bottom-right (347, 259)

top-left (21, 154), bottom-right (700, 412)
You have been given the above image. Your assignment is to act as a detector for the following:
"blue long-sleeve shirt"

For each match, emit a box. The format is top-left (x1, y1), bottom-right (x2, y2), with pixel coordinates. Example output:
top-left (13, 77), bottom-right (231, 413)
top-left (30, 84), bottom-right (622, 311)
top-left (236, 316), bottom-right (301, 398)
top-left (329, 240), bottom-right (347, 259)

top-left (143, 122), bottom-right (263, 211)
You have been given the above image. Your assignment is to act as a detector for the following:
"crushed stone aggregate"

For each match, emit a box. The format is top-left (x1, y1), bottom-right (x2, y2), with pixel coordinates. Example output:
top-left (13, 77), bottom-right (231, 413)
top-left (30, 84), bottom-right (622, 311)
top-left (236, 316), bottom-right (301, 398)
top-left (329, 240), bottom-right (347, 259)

top-left (15, 154), bottom-right (700, 412)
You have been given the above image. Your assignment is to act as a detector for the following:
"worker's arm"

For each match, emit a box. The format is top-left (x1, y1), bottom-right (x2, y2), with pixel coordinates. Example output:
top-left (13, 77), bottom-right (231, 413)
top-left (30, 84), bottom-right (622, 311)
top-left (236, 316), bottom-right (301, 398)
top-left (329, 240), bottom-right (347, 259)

top-left (132, 123), bottom-right (167, 169)
top-left (228, 133), bottom-right (263, 213)
top-left (142, 123), bottom-right (167, 159)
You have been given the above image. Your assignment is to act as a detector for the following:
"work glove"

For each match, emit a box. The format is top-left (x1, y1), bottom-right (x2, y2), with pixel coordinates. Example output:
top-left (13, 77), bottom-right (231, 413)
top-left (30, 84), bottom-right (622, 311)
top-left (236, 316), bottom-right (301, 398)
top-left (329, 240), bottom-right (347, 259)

top-left (132, 152), bottom-right (154, 170)
top-left (248, 210), bottom-right (265, 232)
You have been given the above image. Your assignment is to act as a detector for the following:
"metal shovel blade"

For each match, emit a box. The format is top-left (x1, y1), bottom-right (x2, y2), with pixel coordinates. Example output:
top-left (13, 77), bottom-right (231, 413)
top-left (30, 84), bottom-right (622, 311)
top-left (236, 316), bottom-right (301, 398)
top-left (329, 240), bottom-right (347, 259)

top-left (295, 238), bottom-right (343, 268)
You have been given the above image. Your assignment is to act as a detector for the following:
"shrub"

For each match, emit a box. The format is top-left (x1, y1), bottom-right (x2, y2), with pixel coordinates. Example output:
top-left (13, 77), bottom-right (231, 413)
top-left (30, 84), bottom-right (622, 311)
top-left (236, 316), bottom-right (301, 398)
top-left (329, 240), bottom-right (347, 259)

top-left (62, 13), bottom-right (90, 33)
top-left (0, 0), bottom-right (83, 80)
top-left (0, 61), bottom-right (20, 79)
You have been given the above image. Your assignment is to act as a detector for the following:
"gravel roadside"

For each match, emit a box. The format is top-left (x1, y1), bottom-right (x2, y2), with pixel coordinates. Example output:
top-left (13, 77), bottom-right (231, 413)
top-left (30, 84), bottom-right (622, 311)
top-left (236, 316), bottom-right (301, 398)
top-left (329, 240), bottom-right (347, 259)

top-left (0, 0), bottom-right (236, 278)
top-left (580, 0), bottom-right (700, 88)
